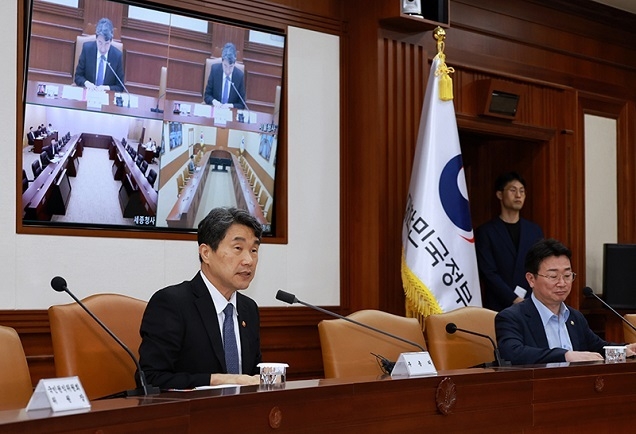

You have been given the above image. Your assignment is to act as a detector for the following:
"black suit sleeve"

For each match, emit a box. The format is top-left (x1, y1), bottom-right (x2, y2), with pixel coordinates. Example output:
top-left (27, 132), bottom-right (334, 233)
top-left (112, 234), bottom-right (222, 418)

top-left (139, 288), bottom-right (212, 389)
top-left (74, 44), bottom-right (90, 88)
top-left (496, 305), bottom-right (568, 365)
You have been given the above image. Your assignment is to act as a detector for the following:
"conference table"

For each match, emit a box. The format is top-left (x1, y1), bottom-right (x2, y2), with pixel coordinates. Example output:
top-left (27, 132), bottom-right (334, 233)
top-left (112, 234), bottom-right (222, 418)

top-left (165, 149), bottom-right (267, 228)
top-left (2, 360), bottom-right (636, 432)
top-left (22, 136), bottom-right (81, 221)
top-left (163, 99), bottom-right (274, 132)
top-left (26, 80), bottom-right (164, 121)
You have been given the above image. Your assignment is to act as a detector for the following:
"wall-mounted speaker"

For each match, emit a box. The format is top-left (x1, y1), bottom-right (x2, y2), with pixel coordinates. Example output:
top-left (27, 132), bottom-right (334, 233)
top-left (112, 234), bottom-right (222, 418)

top-left (402, 0), bottom-right (422, 15)
top-left (477, 79), bottom-right (523, 120)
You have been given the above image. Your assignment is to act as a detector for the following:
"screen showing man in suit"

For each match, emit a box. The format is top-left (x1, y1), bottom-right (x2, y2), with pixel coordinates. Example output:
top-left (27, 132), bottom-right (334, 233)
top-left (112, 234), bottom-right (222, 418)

top-left (204, 42), bottom-right (247, 109)
top-left (74, 17), bottom-right (125, 92)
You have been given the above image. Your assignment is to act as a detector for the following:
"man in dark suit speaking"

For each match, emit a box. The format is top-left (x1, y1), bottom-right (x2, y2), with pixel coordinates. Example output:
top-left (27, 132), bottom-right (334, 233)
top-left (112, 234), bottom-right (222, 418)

top-left (204, 42), bottom-right (246, 109)
top-left (139, 207), bottom-right (263, 389)
top-left (74, 17), bottom-right (125, 92)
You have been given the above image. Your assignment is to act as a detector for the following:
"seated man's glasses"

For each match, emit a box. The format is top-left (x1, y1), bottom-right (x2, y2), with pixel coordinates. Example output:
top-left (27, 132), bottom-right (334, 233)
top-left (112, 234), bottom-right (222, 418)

top-left (535, 272), bottom-right (576, 283)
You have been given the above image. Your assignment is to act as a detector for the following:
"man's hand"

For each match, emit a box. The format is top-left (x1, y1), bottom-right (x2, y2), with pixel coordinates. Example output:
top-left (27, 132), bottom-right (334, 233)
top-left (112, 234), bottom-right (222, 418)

top-left (210, 373), bottom-right (260, 386)
top-left (564, 351), bottom-right (603, 362)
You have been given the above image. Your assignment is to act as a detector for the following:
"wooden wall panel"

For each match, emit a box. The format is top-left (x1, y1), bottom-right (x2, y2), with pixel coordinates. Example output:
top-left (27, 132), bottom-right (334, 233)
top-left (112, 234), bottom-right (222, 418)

top-left (14, 0), bottom-right (636, 385)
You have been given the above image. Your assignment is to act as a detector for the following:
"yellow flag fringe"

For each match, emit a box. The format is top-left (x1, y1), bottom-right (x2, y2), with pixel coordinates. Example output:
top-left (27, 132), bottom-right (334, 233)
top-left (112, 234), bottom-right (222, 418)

top-left (401, 250), bottom-right (443, 328)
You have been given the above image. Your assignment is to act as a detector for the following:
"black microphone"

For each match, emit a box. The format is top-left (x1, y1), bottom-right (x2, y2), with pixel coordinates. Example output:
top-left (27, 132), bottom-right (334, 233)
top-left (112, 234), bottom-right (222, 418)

top-left (227, 76), bottom-right (250, 112)
top-left (150, 92), bottom-right (166, 114)
top-left (583, 286), bottom-right (636, 334)
top-left (50, 276), bottom-right (159, 397)
top-left (445, 322), bottom-right (507, 367)
top-left (276, 290), bottom-right (425, 373)
top-left (106, 61), bottom-right (130, 108)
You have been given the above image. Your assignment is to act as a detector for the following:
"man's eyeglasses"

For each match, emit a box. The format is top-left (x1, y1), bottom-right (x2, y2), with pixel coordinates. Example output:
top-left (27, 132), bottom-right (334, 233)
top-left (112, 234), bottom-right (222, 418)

top-left (535, 272), bottom-right (576, 283)
top-left (505, 187), bottom-right (525, 196)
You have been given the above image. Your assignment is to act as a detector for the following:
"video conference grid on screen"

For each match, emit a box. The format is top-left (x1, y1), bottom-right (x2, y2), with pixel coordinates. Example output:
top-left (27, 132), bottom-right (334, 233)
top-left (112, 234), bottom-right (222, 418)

top-left (21, 0), bottom-right (284, 235)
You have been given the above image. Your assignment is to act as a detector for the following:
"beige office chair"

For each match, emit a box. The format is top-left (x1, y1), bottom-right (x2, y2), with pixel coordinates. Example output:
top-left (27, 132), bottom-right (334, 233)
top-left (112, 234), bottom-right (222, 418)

top-left (48, 294), bottom-right (146, 400)
top-left (74, 34), bottom-right (124, 77)
top-left (203, 57), bottom-right (245, 97)
top-left (318, 310), bottom-right (427, 379)
top-left (624, 314), bottom-right (636, 343)
top-left (425, 306), bottom-right (498, 370)
top-left (0, 326), bottom-right (33, 410)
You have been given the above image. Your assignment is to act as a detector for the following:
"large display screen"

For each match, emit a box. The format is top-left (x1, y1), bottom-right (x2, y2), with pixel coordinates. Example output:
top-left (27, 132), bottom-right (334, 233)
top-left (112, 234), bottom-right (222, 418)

top-left (20, 0), bottom-right (285, 236)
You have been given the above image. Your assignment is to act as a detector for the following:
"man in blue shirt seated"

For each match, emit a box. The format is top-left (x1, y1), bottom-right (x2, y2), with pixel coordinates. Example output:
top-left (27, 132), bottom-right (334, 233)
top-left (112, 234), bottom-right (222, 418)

top-left (496, 238), bottom-right (636, 365)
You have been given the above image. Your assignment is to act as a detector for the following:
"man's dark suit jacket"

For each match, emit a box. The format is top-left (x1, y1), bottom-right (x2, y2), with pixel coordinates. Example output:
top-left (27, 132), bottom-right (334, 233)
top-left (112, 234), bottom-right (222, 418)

top-left (475, 217), bottom-right (544, 311)
top-left (203, 63), bottom-right (246, 109)
top-left (74, 41), bottom-right (125, 92)
top-left (139, 272), bottom-right (262, 390)
top-left (496, 298), bottom-right (610, 365)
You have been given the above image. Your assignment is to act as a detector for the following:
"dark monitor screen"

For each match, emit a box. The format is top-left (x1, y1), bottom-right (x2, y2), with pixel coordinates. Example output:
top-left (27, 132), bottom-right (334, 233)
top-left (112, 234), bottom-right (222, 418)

top-left (20, 0), bottom-right (285, 237)
top-left (602, 243), bottom-right (636, 309)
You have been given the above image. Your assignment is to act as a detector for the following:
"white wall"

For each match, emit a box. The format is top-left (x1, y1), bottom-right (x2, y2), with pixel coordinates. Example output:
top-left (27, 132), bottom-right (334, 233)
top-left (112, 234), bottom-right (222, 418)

top-left (584, 114), bottom-right (617, 293)
top-left (3, 13), bottom-right (340, 309)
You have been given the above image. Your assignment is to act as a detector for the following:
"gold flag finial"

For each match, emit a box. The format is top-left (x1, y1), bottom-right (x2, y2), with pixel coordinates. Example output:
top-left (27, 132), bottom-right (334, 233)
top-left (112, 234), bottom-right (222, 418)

top-left (432, 26), bottom-right (454, 101)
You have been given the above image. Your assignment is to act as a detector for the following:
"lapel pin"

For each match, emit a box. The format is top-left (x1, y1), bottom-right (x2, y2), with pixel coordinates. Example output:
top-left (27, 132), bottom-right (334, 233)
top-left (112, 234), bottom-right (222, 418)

top-left (242, 321), bottom-right (246, 327)
top-left (570, 321), bottom-right (574, 325)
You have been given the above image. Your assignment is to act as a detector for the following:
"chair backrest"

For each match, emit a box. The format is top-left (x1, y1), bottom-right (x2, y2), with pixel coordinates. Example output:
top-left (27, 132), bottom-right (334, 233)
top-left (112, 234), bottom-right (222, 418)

top-left (318, 310), bottom-right (427, 379)
top-left (624, 314), bottom-right (636, 343)
top-left (140, 159), bottom-right (148, 175)
top-left (425, 306), bottom-right (498, 370)
top-left (31, 159), bottom-right (41, 178)
top-left (48, 293), bottom-right (147, 400)
top-left (74, 34), bottom-right (123, 76)
top-left (147, 168), bottom-right (157, 187)
top-left (0, 326), bottom-right (33, 410)
top-left (40, 151), bottom-right (50, 167)
top-left (203, 57), bottom-right (245, 96)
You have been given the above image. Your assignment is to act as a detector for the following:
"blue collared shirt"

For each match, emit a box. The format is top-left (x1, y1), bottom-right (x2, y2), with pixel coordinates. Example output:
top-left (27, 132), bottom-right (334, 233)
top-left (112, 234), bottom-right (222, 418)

top-left (531, 293), bottom-right (573, 351)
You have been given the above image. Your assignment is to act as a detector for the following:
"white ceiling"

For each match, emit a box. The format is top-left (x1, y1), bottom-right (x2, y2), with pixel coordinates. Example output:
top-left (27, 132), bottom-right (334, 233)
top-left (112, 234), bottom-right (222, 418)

top-left (592, 0), bottom-right (636, 14)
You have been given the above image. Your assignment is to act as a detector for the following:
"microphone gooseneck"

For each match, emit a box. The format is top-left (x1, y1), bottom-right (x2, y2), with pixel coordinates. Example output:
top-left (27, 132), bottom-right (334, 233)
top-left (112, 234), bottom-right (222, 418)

top-left (228, 78), bottom-right (250, 112)
top-left (106, 62), bottom-right (130, 108)
top-left (150, 92), bottom-right (166, 113)
top-left (49, 276), bottom-right (159, 397)
top-left (583, 286), bottom-right (636, 333)
top-left (275, 289), bottom-right (426, 352)
top-left (445, 322), bottom-right (506, 367)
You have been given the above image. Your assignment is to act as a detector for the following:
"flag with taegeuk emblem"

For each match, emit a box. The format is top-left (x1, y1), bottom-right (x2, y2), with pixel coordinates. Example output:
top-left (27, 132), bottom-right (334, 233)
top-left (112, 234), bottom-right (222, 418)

top-left (401, 47), bottom-right (482, 321)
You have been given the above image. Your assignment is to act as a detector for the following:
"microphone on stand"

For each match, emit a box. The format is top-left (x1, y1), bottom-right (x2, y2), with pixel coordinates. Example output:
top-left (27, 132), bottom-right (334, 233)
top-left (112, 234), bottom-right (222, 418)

top-left (150, 92), bottom-right (166, 113)
top-left (275, 290), bottom-right (426, 373)
top-left (583, 286), bottom-right (636, 334)
top-left (106, 62), bottom-right (130, 108)
top-left (227, 77), bottom-right (251, 124)
top-left (445, 322), bottom-right (508, 367)
top-left (50, 276), bottom-right (159, 397)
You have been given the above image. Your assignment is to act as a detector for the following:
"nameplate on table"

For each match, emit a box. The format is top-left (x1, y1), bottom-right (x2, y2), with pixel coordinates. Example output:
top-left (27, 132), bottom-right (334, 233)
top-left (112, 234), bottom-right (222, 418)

top-left (86, 90), bottom-right (109, 109)
top-left (193, 103), bottom-right (212, 118)
top-left (62, 85), bottom-right (84, 101)
top-left (26, 376), bottom-right (91, 412)
top-left (214, 107), bottom-right (232, 124)
top-left (390, 351), bottom-right (437, 378)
